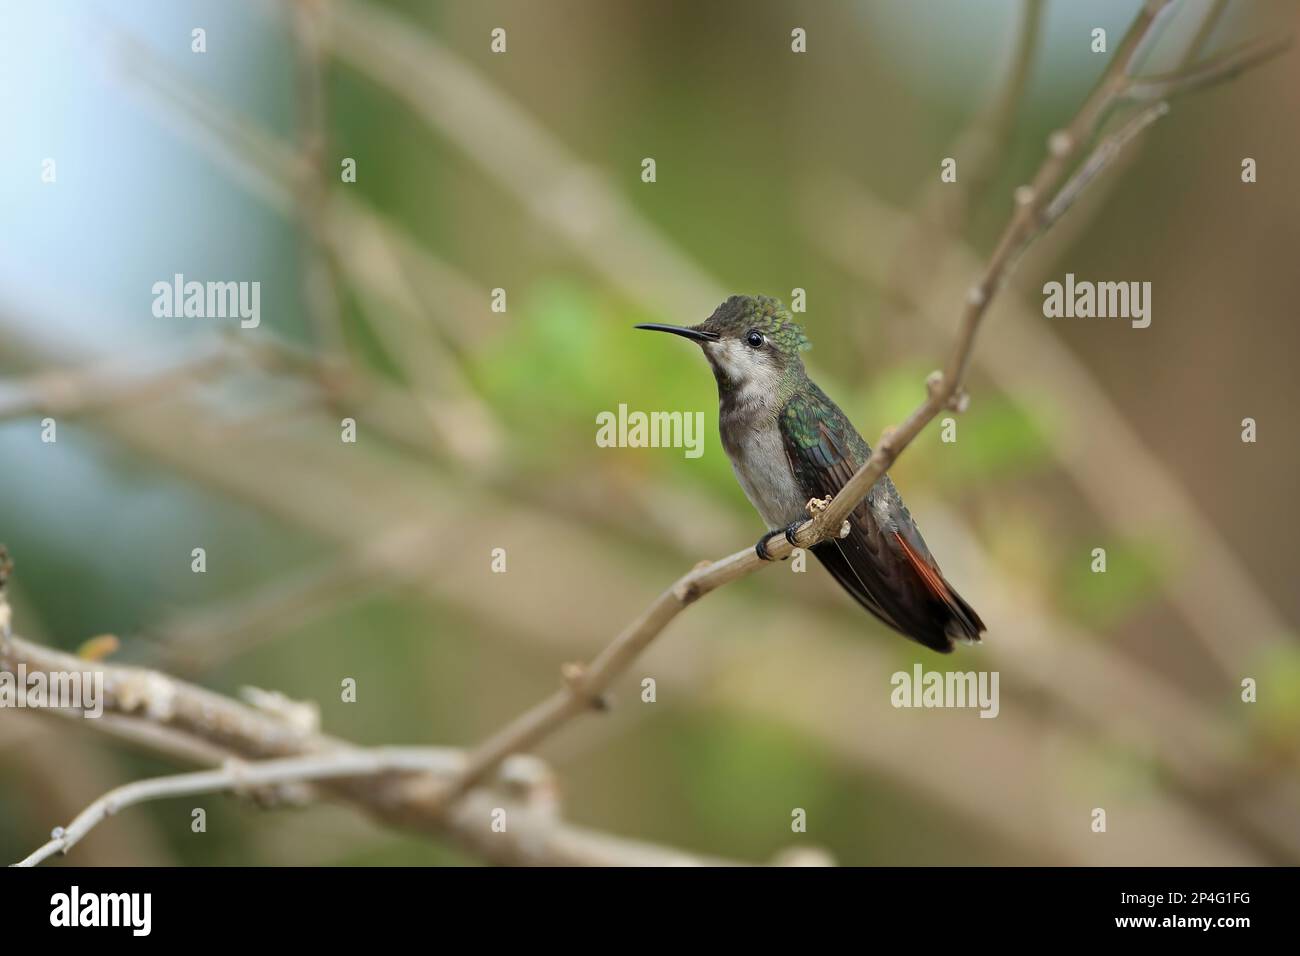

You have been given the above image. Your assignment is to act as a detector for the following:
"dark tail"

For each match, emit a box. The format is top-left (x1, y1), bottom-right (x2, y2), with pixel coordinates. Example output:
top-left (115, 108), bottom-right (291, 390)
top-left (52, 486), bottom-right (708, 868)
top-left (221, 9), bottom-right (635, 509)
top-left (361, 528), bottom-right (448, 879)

top-left (811, 533), bottom-right (986, 653)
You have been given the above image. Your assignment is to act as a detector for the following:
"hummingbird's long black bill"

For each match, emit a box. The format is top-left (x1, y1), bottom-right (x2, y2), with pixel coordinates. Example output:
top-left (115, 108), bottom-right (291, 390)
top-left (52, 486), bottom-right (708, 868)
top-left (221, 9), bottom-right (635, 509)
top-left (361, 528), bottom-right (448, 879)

top-left (634, 323), bottom-right (719, 342)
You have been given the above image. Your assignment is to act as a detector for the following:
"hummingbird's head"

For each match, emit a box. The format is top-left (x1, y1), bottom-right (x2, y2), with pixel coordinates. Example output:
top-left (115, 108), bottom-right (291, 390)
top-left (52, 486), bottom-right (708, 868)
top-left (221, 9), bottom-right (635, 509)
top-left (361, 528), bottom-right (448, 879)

top-left (636, 295), bottom-right (811, 395)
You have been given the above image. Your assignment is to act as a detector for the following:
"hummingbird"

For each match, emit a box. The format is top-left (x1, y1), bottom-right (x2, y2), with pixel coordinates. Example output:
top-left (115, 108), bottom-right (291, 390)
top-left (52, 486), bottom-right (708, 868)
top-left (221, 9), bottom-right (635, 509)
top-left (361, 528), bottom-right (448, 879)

top-left (637, 294), bottom-right (984, 653)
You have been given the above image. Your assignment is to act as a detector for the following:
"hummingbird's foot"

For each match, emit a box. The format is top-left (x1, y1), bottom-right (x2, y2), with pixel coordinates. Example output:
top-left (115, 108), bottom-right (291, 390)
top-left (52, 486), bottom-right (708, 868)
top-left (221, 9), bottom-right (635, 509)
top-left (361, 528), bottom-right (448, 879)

top-left (783, 521), bottom-right (804, 549)
top-left (755, 528), bottom-right (789, 561)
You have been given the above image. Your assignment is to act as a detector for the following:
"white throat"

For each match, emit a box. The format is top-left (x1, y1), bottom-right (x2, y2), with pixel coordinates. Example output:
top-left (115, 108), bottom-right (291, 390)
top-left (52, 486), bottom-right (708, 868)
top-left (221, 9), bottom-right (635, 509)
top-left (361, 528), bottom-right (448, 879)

top-left (704, 339), bottom-right (784, 409)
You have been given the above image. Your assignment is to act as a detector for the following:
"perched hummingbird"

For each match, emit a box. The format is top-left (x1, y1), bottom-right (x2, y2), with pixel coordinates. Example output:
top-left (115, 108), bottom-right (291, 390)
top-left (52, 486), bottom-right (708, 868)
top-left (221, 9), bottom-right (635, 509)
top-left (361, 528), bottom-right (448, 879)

top-left (637, 294), bottom-right (984, 652)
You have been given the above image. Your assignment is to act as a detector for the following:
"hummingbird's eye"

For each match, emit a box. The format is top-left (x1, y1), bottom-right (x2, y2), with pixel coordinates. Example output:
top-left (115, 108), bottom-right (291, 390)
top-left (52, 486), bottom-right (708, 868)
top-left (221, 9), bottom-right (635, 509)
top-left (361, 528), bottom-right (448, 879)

top-left (745, 330), bottom-right (764, 348)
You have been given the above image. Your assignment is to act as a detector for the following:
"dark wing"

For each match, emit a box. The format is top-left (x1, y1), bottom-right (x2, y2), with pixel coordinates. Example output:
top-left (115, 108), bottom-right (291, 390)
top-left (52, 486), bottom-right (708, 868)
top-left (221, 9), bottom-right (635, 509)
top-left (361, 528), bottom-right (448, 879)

top-left (779, 389), bottom-right (984, 652)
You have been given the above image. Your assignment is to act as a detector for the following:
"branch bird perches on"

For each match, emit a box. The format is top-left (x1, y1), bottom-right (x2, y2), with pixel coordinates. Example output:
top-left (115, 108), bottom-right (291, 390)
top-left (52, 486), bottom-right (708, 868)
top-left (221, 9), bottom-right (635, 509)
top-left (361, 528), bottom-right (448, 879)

top-left (421, 0), bottom-right (1291, 814)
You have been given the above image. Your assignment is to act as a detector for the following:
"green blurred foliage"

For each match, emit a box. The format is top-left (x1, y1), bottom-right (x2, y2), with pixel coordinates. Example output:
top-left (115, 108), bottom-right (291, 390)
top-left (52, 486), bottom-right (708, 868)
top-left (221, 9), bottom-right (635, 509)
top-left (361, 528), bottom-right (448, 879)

top-left (1245, 643), bottom-right (1300, 751)
top-left (1058, 536), bottom-right (1173, 631)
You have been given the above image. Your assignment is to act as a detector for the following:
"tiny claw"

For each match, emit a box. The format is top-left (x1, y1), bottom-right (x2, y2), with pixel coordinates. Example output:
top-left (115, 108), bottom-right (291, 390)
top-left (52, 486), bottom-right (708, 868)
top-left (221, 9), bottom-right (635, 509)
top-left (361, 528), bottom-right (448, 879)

top-left (755, 528), bottom-right (784, 561)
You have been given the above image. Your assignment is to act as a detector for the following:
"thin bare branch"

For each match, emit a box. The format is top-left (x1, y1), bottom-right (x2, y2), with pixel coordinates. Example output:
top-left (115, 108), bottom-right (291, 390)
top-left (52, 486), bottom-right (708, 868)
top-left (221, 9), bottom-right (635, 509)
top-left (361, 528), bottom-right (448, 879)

top-left (1123, 0), bottom-right (1185, 76)
top-left (1183, 0), bottom-right (1232, 66)
top-left (1124, 34), bottom-right (1293, 103)
top-left (13, 748), bottom-right (451, 867)
top-left (0, 343), bottom-right (230, 423)
top-left (1042, 99), bottom-right (1170, 227)
top-left (290, 0), bottom-right (348, 371)
top-left (1, 632), bottom-right (820, 866)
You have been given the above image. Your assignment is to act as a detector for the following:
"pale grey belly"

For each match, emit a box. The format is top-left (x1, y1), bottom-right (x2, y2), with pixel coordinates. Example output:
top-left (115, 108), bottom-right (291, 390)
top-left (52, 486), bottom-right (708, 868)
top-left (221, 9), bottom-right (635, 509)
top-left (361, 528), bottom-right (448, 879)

top-left (727, 425), bottom-right (806, 530)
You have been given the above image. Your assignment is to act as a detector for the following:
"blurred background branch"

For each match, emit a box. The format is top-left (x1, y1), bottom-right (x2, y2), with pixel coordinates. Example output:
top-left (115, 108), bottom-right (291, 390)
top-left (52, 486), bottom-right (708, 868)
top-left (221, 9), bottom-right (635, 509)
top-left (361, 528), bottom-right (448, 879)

top-left (5, 631), bottom-right (815, 867)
